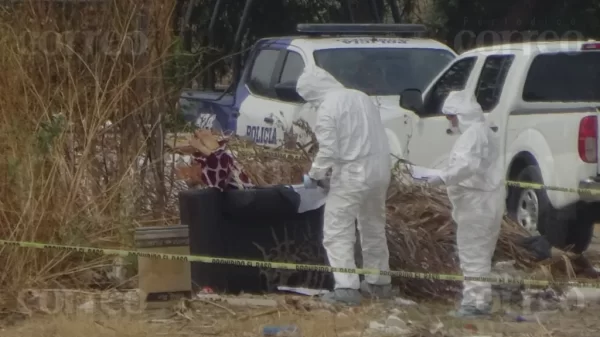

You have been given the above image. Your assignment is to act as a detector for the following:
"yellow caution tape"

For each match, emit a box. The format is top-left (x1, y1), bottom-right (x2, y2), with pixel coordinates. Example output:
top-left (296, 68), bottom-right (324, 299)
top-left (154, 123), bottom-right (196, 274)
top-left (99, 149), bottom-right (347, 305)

top-left (232, 147), bottom-right (304, 160)
top-left (506, 180), bottom-right (600, 195)
top-left (1, 239), bottom-right (600, 288)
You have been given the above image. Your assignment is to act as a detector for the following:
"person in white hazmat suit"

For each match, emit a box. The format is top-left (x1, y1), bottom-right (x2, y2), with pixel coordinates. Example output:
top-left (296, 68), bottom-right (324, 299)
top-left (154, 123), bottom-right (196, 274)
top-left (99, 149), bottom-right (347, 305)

top-left (296, 66), bottom-right (392, 305)
top-left (427, 90), bottom-right (505, 318)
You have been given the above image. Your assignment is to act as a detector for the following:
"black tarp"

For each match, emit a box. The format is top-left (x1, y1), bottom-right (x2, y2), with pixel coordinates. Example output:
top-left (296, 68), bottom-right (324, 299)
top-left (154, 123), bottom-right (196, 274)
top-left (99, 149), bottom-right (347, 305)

top-left (519, 235), bottom-right (553, 260)
top-left (179, 187), bottom-right (333, 294)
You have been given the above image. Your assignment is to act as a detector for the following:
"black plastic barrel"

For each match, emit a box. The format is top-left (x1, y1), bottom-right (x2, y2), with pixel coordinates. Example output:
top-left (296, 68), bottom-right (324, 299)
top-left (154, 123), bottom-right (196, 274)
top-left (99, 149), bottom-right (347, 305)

top-left (179, 187), bottom-right (333, 294)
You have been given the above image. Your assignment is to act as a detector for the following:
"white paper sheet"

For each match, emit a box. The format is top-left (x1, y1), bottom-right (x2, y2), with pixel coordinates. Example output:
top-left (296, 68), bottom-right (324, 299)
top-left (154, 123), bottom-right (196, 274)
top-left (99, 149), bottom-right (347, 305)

top-left (394, 296), bottom-right (418, 306)
top-left (291, 184), bottom-right (328, 213)
top-left (408, 165), bottom-right (442, 181)
top-left (277, 286), bottom-right (330, 296)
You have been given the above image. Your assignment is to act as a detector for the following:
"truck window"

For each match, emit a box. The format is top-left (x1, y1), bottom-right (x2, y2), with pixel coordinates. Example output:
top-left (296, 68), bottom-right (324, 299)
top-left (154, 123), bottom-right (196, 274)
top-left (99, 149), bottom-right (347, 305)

top-left (423, 57), bottom-right (476, 115)
top-left (313, 48), bottom-right (454, 96)
top-left (475, 55), bottom-right (514, 111)
top-left (523, 52), bottom-right (600, 102)
top-left (247, 49), bottom-right (281, 98)
top-left (278, 51), bottom-right (305, 84)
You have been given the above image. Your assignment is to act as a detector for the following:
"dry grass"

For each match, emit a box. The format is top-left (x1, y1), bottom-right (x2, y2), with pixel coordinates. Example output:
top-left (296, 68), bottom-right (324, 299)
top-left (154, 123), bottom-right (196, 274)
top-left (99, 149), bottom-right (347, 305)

top-left (0, 0), bottom-right (188, 294)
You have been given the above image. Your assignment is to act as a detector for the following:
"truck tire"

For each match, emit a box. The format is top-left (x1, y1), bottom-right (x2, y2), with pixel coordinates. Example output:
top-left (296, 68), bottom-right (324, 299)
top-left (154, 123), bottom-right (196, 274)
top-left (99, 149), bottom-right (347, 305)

top-left (507, 165), bottom-right (597, 253)
top-left (507, 165), bottom-right (569, 247)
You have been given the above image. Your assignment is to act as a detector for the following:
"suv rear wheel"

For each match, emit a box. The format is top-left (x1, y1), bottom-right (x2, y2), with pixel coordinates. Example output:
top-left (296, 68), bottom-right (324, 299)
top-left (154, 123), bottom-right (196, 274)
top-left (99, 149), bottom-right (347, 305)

top-left (515, 188), bottom-right (540, 234)
top-left (507, 165), bottom-right (595, 253)
top-left (507, 165), bottom-right (548, 236)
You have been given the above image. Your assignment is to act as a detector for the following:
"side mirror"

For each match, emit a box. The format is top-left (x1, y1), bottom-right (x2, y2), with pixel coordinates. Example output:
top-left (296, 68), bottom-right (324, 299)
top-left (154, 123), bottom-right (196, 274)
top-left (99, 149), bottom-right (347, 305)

top-left (399, 88), bottom-right (424, 113)
top-left (274, 81), bottom-right (304, 103)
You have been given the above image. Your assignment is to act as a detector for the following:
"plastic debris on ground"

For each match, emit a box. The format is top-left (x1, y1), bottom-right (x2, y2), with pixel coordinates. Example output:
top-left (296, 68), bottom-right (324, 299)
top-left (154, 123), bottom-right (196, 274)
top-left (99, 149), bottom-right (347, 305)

top-left (276, 286), bottom-right (330, 296)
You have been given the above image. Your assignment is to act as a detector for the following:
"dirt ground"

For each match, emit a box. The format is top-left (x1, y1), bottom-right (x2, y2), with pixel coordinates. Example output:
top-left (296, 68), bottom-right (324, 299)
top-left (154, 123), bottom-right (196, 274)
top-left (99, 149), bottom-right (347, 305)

top-left (3, 228), bottom-right (600, 337)
top-left (2, 296), bottom-right (600, 337)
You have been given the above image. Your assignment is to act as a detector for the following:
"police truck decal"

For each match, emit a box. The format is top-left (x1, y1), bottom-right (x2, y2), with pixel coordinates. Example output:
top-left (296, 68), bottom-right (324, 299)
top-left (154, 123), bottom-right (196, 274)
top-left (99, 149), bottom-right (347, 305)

top-left (246, 125), bottom-right (277, 145)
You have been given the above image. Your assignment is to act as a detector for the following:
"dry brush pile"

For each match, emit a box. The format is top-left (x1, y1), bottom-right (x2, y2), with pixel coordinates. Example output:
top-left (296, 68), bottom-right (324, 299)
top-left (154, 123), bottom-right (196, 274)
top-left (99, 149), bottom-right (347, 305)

top-left (172, 129), bottom-right (542, 298)
top-left (176, 125), bottom-right (600, 296)
top-left (0, 0), bottom-right (190, 294)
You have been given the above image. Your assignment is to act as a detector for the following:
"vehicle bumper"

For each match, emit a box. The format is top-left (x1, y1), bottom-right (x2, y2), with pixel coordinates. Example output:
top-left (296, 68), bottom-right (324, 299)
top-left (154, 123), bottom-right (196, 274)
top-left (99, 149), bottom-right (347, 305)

top-left (579, 177), bottom-right (600, 202)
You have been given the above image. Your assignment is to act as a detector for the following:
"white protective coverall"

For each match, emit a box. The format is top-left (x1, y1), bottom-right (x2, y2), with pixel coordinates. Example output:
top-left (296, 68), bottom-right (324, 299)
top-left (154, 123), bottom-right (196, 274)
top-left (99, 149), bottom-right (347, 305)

top-left (437, 90), bottom-right (506, 310)
top-left (296, 66), bottom-right (392, 290)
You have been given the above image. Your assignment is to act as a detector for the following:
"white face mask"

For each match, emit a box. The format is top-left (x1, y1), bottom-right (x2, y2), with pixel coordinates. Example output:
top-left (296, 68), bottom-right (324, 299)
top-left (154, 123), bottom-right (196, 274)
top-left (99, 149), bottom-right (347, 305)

top-left (449, 126), bottom-right (462, 134)
top-left (301, 101), bottom-right (318, 111)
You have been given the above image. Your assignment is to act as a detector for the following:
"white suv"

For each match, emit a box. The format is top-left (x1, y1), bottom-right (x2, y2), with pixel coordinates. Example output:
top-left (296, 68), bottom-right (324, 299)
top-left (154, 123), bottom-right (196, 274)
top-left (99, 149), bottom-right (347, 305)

top-left (398, 41), bottom-right (600, 253)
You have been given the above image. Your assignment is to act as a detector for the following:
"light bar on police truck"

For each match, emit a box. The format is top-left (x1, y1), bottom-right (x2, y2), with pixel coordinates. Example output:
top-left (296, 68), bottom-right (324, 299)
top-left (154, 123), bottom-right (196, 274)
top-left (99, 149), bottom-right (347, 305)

top-left (582, 42), bottom-right (600, 50)
top-left (297, 23), bottom-right (427, 36)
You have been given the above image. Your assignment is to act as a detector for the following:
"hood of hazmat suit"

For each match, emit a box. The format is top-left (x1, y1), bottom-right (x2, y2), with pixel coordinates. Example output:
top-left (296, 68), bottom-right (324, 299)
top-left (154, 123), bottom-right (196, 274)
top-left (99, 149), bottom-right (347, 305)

top-left (441, 90), bottom-right (486, 134)
top-left (296, 66), bottom-right (392, 293)
top-left (296, 66), bottom-right (346, 105)
top-left (439, 90), bottom-right (506, 312)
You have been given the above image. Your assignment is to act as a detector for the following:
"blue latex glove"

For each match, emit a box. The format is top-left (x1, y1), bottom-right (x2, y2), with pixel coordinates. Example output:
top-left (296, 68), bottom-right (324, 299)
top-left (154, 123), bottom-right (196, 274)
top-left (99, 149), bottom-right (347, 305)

top-left (303, 174), bottom-right (318, 189)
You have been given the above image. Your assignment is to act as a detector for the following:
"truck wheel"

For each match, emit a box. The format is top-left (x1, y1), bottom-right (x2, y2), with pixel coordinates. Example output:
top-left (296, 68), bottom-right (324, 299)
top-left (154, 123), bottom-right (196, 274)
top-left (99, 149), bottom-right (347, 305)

top-left (507, 165), bottom-right (570, 248)
top-left (507, 165), bottom-right (545, 235)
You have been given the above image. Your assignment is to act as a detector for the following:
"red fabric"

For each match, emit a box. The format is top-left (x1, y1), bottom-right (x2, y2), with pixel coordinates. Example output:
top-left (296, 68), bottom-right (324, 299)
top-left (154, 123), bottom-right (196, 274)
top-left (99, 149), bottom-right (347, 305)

top-left (192, 140), bottom-right (253, 191)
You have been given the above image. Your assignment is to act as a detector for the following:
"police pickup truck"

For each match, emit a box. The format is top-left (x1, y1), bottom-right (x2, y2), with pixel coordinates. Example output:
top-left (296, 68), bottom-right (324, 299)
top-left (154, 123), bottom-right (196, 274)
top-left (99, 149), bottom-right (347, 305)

top-left (178, 23), bottom-right (456, 153)
top-left (398, 40), bottom-right (600, 253)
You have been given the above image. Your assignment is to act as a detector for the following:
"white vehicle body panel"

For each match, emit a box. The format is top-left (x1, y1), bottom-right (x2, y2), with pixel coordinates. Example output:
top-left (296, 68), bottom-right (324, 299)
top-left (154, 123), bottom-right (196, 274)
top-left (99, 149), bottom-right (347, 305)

top-left (411, 41), bottom-right (600, 209)
top-left (235, 36), bottom-right (456, 166)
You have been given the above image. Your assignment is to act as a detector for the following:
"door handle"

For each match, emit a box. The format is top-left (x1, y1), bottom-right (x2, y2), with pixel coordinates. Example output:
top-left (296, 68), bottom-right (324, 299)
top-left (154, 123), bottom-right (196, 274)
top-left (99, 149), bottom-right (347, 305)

top-left (490, 126), bottom-right (498, 132)
top-left (264, 117), bottom-right (274, 124)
